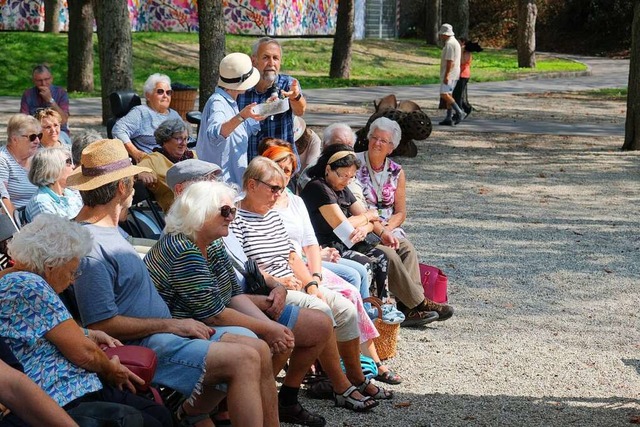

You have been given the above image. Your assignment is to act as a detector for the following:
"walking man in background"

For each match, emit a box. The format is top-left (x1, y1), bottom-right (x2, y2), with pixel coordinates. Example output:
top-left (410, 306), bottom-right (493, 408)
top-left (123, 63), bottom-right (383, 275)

top-left (437, 24), bottom-right (464, 126)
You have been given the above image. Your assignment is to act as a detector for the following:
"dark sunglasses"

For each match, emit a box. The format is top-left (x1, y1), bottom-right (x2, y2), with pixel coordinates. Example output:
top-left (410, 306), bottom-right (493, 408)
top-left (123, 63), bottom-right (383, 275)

top-left (65, 158), bottom-right (74, 166)
top-left (257, 179), bottom-right (284, 194)
top-left (220, 205), bottom-right (237, 218)
top-left (156, 88), bottom-right (173, 96)
top-left (21, 133), bottom-right (43, 142)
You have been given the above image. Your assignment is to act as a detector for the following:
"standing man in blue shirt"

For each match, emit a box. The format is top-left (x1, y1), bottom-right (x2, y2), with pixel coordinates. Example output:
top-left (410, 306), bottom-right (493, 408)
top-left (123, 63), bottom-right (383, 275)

top-left (237, 37), bottom-right (307, 162)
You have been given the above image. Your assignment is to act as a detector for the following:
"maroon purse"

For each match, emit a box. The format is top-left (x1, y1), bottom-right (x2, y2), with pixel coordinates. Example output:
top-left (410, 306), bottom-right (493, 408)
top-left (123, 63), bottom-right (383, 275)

top-left (419, 263), bottom-right (448, 304)
top-left (103, 345), bottom-right (162, 403)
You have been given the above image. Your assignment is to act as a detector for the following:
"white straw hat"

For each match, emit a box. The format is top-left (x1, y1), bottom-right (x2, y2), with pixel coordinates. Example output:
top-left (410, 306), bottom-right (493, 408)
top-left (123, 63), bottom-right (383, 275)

top-left (218, 52), bottom-right (260, 91)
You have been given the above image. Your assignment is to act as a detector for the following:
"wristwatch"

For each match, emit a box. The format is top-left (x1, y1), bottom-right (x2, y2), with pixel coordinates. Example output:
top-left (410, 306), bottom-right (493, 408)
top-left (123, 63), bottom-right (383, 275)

top-left (236, 114), bottom-right (245, 122)
top-left (294, 93), bottom-right (303, 101)
top-left (49, 98), bottom-right (55, 104)
top-left (312, 272), bottom-right (323, 281)
top-left (304, 280), bottom-right (319, 292)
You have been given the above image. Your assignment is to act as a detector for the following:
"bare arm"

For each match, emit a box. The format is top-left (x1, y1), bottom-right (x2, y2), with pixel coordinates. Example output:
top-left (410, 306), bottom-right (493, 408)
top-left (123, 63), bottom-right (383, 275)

top-left (86, 314), bottom-right (214, 342)
top-left (220, 103), bottom-right (264, 138)
top-left (0, 360), bottom-right (78, 427)
top-left (302, 243), bottom-right (323, 277)
top-left (444, 59), bottom-right (455, 84)
top-left (45, 319), bottom-right (143, 392)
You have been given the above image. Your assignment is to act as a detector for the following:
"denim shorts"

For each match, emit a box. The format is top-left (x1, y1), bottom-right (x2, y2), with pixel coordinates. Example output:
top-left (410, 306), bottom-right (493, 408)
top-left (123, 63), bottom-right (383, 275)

top-left (275, 304), bottom-right (300, 329)
top-left (142, 326), bottom-right (256, 397)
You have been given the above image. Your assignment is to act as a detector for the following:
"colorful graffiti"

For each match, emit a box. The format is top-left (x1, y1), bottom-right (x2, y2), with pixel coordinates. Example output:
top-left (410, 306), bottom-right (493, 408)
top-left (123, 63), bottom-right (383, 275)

top-left (0, 0), bottom-right (336, 35)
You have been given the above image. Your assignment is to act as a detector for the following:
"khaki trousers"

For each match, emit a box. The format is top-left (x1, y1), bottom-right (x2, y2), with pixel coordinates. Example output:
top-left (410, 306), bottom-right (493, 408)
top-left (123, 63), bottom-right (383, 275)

top-left (376, 238), bottom-right (425, 309)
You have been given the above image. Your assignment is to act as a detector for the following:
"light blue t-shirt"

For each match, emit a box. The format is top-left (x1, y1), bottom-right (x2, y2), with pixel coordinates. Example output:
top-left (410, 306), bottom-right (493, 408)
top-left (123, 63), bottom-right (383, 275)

top-left (196, 87), bottom-right (260, 187)
top-left (25, 186), bottom-right (83, 222)
top-left (0, 146), bottom-right (38, 208)
top-left (111, 104), bottom-right (182, 153)
top-left (0, 271), bottom-right (103, 406)
top-left (74, 224), bottom-right (172, 335)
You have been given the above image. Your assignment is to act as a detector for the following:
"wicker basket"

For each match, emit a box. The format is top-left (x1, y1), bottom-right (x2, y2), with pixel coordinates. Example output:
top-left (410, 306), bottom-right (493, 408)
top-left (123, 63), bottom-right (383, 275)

top-left (364, 296), bottom-right (399, 360)
top-left (169, 89), bottom-right (198, 120)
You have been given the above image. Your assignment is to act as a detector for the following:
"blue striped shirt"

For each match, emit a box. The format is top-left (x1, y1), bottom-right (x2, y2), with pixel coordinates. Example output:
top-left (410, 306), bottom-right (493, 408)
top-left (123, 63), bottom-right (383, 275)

top-left (0, 147), bottom-right (38, 208)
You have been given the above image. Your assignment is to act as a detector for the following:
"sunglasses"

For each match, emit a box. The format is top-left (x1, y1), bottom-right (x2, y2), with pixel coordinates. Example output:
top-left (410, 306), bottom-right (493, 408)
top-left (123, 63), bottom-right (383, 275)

top-left (156, 88), bottom-right (173, 96)
top-left (220, 205), bottom-right (237, 218)
top-left (257, 179), bottom-right (284, 194)
top-left (21, 133), bottom-right (43, 142)
top-left (65, 158), bottom-right (74, 167)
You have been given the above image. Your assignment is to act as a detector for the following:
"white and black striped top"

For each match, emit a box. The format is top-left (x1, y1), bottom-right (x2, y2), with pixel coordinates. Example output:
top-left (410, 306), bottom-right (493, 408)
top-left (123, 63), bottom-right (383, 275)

top-left (229, 208), bottom-right (295, 279)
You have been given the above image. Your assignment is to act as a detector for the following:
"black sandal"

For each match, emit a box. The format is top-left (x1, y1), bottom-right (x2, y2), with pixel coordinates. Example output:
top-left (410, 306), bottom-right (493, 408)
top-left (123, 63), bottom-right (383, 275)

top-left (279, 402), bottom-right (326, 427)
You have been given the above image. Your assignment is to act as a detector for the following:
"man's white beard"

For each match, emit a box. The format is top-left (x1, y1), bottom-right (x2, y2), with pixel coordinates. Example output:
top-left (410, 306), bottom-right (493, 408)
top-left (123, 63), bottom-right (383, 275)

top-left (263, 71), bottom-right (278, 84)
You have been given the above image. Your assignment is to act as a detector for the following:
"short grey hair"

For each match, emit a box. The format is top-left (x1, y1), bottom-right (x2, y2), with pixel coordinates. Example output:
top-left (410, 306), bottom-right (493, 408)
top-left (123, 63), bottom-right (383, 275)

top-left (143, 73), bottom-right (172, 96)
top-left (367, 117), bottom-right (402, 149)
top-left (6, 114), bottom-right (40, 145)
top-left (28, 147), bottom-right (69, 187)
top-left (71, 130), bottom-right (102, 165)
top-left (154, 118), bottom-right (188, 146)
top-left (322, 123), bottom-right (356, 148)
top-left (165, 180), bottom-right (237, 241)
top-left (32, 63), bottom-right (52, 76)
top-left (252, 37), bottom-right (283, 57)
top-left (242, 156), bottom-right (286, 191)
top-left (7, 213), bottom-right (92, 276)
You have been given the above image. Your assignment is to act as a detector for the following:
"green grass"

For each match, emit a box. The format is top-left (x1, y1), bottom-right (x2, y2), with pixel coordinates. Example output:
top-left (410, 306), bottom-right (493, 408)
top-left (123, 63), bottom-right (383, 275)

top-left (0, 31), bottom-right (588, 96)
top-left (577, 87), bottom-right (628, 100)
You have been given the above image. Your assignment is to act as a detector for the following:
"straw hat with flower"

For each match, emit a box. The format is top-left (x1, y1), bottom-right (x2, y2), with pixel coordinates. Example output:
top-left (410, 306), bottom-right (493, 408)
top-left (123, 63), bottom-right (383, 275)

top-left (66, 139), bottom-right (151, 191)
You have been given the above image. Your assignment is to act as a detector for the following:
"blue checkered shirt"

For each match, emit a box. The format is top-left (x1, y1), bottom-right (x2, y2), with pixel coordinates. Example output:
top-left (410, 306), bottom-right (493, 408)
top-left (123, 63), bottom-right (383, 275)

top-left (237, 74), bottom-right (301, 161)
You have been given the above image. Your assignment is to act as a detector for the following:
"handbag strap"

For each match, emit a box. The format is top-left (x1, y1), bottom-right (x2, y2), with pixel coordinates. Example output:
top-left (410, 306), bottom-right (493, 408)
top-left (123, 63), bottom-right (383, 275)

top-left (222, 241), bottom-right (247, 274)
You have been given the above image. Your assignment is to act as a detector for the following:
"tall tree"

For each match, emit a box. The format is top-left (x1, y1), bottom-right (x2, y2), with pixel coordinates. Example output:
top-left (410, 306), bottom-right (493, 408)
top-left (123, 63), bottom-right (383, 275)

top-left (425, 0), bottom-right (441, 45)
top-left (622, 1), bottom-right (640, 151)
top-left (442, 0), bottom-right (468, 38)
top-left (330, 0), bottom-right (355, 78)
top-left (517, 0), bottom-right (537, 68)
top-left (43, 0), bottom-right (61, 33)
top-left (67, 0), bottom-right (94, 93)
top-left (91, 0), bottom-right (133, 124)
top-left (197, 0), bottom-right (225, 110)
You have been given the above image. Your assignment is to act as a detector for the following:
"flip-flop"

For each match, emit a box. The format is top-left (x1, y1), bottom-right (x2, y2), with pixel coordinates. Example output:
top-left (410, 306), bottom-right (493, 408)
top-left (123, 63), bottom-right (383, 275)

top-left (374, 368), bottom-right (403, 385)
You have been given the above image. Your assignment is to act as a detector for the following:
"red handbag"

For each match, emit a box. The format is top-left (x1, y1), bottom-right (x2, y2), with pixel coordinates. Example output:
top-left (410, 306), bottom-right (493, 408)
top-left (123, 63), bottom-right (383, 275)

top-left (103, 345), bottom-right (162, 403)
top-left (419, 263), bottom-right (448, 304)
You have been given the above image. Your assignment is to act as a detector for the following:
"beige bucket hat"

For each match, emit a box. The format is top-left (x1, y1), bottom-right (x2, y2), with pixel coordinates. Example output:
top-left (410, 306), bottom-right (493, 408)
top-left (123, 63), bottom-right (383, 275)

top-left (218, 52), bottom-right (261, 91)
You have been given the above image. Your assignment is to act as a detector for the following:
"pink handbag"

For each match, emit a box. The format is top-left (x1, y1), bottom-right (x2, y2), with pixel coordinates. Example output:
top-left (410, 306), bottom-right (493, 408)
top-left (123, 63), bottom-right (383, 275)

top-left (419, 263), bottom-right (448, 304)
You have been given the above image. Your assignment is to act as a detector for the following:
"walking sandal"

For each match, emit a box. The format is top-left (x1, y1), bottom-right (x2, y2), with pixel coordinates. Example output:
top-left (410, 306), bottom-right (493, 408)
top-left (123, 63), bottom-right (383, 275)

top-left (334, 385), bottom-right (379, 412)
top-left (357, 378), bottom-right (394, 400)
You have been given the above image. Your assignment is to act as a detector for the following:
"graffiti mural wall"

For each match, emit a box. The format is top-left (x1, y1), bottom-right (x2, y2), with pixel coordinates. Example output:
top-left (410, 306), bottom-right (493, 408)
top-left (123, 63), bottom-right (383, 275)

top-left (0, 0), bottom-right (337, 35)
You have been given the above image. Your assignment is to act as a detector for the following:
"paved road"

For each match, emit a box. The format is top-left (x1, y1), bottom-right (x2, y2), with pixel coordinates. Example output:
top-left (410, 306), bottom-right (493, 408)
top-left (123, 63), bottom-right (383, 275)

top-left (0, 55), bottom-right (629, 137)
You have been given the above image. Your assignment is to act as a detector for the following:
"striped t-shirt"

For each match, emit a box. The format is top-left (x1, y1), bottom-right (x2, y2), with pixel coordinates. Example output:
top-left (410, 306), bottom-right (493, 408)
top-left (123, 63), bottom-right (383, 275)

top-left (0, 147), bottom-right (38, 208)
top-left (144, 233), bottom-right (242, 321)
top-left (229, 208), bottom-right (295, 279)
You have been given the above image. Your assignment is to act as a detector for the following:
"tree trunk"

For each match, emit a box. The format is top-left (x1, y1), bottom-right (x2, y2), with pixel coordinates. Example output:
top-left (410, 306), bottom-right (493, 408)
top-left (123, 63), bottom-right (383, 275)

top-left (622, 1), bottom-right (640, 151)
top-left (92, 0), bottom-right (133, 125)
top-left (197, 0), bottom-right (225, 111)
top-left (442, 0), bottom-right (468, 39)
top-left (329, 0), bottom-right (354, 79)
top-left (517, 0), bottom-right (537, 68)
top-left (425, 0), bottom-right (441, 45)
top-left (44, 0), bottom-right (61, 33)
top-left (67, 0), bottom-right (94, 93)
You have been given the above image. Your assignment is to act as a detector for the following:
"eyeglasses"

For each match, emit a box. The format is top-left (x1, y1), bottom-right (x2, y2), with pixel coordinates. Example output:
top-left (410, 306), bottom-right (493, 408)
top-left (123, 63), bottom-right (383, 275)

top-left (172, 135), bottom-right (188, 144)
top-left (257, 179), bottom-right (284, 194)
top-left (332, 169), bottom-right (355, 180)
top-left (370, 136), bottom-right (392, 145)
top-left (156, 88), bottom-right (173, 96)
top-left (65, 158), bottom-right (74, 167)
top-left (21, 133), bottom-right (43, 142)
top-left (220, 205), bottom-right (237, 219)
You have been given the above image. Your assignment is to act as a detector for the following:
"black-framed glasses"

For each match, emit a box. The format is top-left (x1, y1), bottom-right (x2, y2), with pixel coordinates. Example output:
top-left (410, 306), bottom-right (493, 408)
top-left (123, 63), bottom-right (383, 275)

top-left (257, 179), bottom-right (284, 194)
top-left (156, 88), bottom-right (173, 96)
top-left (220, 205), bottom-right (237, 218)
top-left (21, 133), bottom-right (43, 142)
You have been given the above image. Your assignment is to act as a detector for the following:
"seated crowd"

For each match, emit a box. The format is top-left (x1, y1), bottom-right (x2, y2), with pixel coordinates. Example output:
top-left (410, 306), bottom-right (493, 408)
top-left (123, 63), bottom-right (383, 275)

top-left (0, 50), bottom-right (453, 427)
